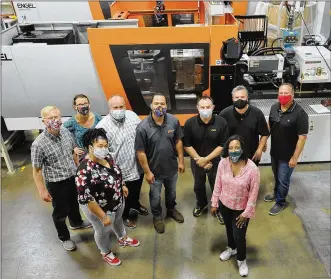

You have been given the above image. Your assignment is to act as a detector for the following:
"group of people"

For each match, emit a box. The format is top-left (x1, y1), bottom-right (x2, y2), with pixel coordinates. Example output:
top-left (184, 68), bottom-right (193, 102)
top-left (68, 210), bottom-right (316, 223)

top-left (31, 83), bottom-right (308, 276)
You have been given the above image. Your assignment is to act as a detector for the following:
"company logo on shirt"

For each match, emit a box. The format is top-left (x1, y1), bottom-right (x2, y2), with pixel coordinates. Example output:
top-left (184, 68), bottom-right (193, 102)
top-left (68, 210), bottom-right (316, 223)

top-left (168, 129), bottom-right (174, 134)
top-left (211, 129), bottom-right (217, 132)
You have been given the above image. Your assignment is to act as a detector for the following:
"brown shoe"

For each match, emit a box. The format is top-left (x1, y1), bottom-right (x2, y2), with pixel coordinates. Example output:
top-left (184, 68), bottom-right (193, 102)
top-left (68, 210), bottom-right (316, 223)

top-left (167, 208), bottom-right (184, 223)
top-left (153, 218), bottom-right (165, 234)
top-left (123, 219), bottom-right (137, 229)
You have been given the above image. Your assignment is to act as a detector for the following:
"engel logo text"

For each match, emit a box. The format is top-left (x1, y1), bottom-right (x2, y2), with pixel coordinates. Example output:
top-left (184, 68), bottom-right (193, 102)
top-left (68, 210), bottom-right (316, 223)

top-left (17, 3), bottom-right (36, 9)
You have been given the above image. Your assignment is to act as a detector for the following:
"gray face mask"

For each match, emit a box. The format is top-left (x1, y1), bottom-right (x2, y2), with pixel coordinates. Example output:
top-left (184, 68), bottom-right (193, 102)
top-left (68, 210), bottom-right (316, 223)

top-left (93, 147), bottom-right (109, 160)
top-left (111, 109), bottom-right (126, 121)
top-left (199, 109), bottom-right (213, 119)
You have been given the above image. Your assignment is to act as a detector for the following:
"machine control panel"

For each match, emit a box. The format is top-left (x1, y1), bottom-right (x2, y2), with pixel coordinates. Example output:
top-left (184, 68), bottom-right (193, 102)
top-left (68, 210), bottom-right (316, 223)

top-left (294, 46), bottom-right (331, 83)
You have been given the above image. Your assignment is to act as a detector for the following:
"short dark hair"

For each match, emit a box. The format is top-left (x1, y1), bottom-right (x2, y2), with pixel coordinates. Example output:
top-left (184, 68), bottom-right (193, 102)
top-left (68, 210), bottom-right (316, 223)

top-left (151, 93), bottom-right (167, 104)
top-left (222, 134), bottom-right (248, 162)
top-left (82, 128), bottom-right (108, 149)
top-left (73, 94), bottom-right (90, 105)
top-left (197, 95), bottom-right (214, 105)
top-left (279, 83), bottom-right (295, 93)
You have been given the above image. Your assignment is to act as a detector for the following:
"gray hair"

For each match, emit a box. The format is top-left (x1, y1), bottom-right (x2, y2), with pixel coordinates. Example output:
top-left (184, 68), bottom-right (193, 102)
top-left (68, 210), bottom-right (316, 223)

top-left (231, 85), bottom-right (248, 97)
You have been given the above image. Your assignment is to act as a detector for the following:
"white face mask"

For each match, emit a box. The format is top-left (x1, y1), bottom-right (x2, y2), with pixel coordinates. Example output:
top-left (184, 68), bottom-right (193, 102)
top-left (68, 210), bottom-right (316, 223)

top-left (93, 147), bottom-right (109, 160)
top-left (111, 109), bottom-right (126, 121)
top-left (199, 109), bottom-right (213, 119)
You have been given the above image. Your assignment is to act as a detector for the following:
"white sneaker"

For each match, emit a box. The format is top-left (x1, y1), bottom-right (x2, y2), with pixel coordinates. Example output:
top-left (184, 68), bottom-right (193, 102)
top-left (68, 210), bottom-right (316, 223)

top-left (219, 247), bottom-right (237, 261)
top-left (61, 240), bottom-right (76, 251)
top-left (237, 260), bottom-right (249, 277)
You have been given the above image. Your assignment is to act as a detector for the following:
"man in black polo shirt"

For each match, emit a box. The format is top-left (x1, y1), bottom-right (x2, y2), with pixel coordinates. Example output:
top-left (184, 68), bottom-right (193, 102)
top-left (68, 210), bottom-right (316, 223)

top-left (264, 83), bottom-right (308, 215)
top-left (184, 96), bottom-right (228, 223)
top-left (135, 94), bottom-right (185, 234)
top-left (219, 85), bottom-right (269, 166)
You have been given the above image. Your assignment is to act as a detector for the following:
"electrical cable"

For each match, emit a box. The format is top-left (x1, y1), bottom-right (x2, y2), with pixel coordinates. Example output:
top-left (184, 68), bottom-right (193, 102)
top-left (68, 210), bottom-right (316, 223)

top-left (299, 11), bottom-right (331, 72)
top-left (251, 46), bottom-right (283, 56)
top-left (271, 37), bottom-right (283, 55)
top-left (264, 74), bottom-right (280, 88)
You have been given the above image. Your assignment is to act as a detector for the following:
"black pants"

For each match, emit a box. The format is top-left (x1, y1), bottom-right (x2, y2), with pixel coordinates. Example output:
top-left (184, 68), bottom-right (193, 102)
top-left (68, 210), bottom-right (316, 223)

top-left (46, 176), bottom-right (83, 241)
top-left (191, 159), bottom-right (218, 207)
top-left (219, 201), bottom-right (249, 261)
top-left (122, 174), bottom-right (144, 219)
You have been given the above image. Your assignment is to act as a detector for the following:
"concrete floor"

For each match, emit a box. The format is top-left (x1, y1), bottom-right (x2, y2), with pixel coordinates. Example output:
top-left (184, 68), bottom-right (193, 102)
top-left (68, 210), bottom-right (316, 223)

top-left (1, 139), bottom-right (330, 279)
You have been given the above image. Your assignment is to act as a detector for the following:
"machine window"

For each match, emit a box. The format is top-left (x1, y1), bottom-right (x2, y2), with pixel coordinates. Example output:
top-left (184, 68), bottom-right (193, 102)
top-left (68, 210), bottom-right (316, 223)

top-left (170, 49), bottom-right (204, 110)
top-left (127, 50), bottom-right (171, 109)
top-left (171, 14), bottom-right (194, 26)
top-left (143, 14), bottom-right (168, 27)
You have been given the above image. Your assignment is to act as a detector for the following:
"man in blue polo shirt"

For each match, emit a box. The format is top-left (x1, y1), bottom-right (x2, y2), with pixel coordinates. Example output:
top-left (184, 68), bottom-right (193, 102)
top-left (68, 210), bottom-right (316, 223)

top-left (135, 94), bottom-right (185, 234)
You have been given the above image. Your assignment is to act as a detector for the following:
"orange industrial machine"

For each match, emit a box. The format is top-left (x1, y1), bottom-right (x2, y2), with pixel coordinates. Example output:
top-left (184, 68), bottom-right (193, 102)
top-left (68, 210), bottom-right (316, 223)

top-left (89, 1), bottom-right (248, 25)
top-left (87, 1), bottom-right (248, 124)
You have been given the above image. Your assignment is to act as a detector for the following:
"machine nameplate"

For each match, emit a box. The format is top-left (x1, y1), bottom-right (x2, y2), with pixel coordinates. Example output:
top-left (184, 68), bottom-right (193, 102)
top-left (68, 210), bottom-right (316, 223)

top-left (1, 53), bottom-right (12, 61)
top-left (249, 60), bottom-right (260, 68)
top-left (16, 3), bottom-right (36, 9)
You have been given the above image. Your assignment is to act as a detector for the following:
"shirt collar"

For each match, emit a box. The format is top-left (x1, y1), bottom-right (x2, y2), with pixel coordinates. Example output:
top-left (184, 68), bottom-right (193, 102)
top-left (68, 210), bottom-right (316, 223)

top-left (197, 114), bottom-right (215, 125)
top-left (44, 128), bottom-right (62, 140)
top-left (148, 112), bottom-right (167, 127)
top-left (233, 105), bottom-right (251, 119)
top-left (277, 101), bottom-right (297, 113)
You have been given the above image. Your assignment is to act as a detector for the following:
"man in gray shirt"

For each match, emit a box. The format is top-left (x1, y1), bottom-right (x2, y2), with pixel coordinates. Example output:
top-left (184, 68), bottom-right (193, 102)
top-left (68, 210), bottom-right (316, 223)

top-left (96, 95), bottom-right (149, 229)
top-left (135, 94), bottom-right (185, 234)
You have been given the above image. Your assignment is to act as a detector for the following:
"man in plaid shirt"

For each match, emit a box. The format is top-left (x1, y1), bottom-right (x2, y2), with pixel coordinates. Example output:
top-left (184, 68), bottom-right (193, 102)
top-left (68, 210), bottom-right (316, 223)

top-left (31, 106), bottom-right (91, 251)
top-left (96, 96), bottom-right (149, 229)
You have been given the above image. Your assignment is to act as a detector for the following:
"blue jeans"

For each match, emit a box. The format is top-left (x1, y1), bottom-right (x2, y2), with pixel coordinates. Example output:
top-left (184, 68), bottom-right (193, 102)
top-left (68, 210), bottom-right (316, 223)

top-left (150, 173), bottom-right (178, 219)
top-left (271, 157), bottom-right (295, 206)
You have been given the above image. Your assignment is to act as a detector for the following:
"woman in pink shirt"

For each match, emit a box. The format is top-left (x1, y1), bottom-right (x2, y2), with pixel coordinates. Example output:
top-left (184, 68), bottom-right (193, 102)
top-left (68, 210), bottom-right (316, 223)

top-left (211, 135), bottom-right (260, 277)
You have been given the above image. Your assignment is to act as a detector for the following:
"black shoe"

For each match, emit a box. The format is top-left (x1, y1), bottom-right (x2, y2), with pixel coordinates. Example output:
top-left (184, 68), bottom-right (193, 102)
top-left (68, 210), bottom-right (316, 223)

top-left (269, 203), bottom-right (284, 216)
top-left (123, 218), bottom-right (137, 229)
top-left (69, 220), bottom-right (92, 230)
top-left (193, 205), bottom-right (208, 217)
top-left (264, 193), bottom-right (275, 202)
top-left (132, 205), bottom-right (149, 216)
top-left (215, 211), bottom-right (225, 225)
top-left (153, 218), bottom-right (165, 234)
top-left (167, 208), bottom-right (184, 223)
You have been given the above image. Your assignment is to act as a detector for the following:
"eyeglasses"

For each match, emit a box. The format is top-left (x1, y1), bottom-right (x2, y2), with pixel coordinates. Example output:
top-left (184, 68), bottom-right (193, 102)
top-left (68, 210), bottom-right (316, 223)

top-left (76, 103), bottom-right (89, 107)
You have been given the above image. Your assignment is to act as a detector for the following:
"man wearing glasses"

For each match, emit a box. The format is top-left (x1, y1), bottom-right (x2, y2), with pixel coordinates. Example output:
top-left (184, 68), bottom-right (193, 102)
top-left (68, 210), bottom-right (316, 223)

top-left (264, 83), bottom-right (309, 215)
top-left (31, 106), bottom-right (91, 252)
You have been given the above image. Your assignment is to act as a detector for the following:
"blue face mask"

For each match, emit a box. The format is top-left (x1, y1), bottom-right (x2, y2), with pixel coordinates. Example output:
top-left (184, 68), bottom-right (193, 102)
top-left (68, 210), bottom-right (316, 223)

top-left (153, 106), bottom-right (167, 117)
top-left (229, 149), bottom-right (243, 163)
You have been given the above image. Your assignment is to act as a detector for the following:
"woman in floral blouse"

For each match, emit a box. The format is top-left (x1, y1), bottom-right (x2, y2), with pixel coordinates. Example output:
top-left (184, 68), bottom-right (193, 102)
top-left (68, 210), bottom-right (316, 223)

top-left (75, 128), bottom-right (139, 266)
top-left (211, 135), bottom-right (260, 277)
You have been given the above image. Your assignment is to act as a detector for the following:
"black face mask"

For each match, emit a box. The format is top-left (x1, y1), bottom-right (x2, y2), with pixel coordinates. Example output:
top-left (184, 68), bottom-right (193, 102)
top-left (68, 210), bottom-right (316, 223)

top-left (77, 106), bottom-right (90, 116)
top-left (233, 99), bottom-right (248, 109)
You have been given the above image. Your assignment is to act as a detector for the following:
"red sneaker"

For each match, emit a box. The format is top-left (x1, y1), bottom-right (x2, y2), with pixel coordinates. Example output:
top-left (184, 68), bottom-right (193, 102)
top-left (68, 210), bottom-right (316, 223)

top-left (102, 251), bottom-right (121, 266)
top-left (118, 236), bottom-right (140, 247)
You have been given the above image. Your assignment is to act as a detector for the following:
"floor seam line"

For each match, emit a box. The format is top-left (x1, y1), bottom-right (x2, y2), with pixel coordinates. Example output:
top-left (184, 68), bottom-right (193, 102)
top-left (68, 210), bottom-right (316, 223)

top-left (15, 256), bottom-right (22, 279)
top-left (152, 230), bottom-right (158, 279)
